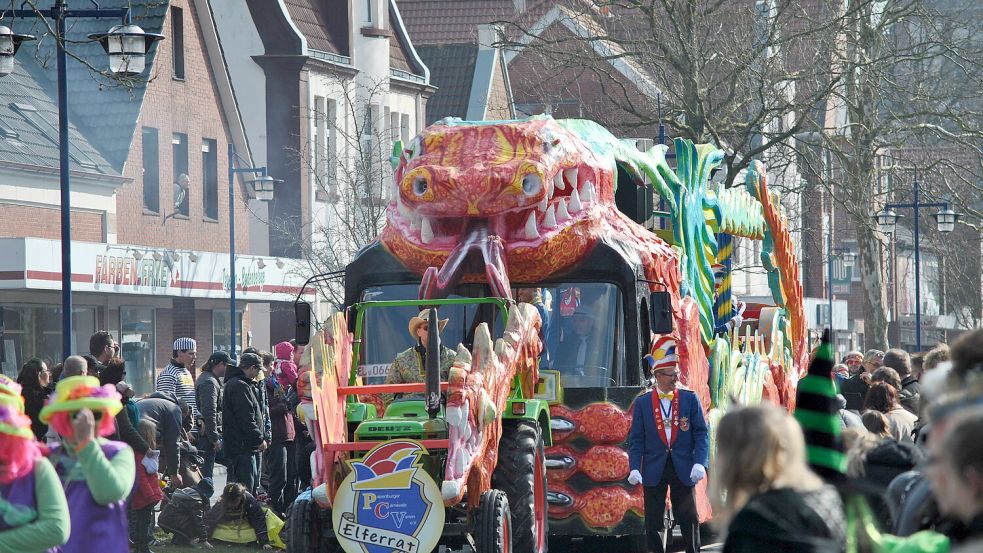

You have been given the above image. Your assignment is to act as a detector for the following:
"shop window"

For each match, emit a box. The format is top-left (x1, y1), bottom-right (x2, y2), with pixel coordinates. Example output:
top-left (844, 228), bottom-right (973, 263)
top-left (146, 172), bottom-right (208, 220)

top-left (0, 305), bottom-right (94, 376)
top-left (120, 307), bottom-right (155, 395)
top-left (172, 133), bottom-right (189, 217)
top-left (213, 310), bottom-right (242, 357)
top-left (202, 139), bottom-right (218, 220)
top-left (171, 7), bottom-right (185, 79)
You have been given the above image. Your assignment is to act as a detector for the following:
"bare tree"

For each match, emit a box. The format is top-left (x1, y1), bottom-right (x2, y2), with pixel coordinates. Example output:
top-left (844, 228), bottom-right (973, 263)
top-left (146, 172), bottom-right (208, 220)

top-left (500, 0), bottom-right (982, 347)
top-left (496, 0), bottom-right (851, 186)
top-left (798, 0), bottom-right (983, 349)
top-left (279, 79), bottom-right (396, 306)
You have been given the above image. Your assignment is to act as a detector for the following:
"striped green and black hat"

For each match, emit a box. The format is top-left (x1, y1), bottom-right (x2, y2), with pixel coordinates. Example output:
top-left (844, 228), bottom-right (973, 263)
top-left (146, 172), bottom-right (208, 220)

top-left (794, 331), bottom-right (846, 480)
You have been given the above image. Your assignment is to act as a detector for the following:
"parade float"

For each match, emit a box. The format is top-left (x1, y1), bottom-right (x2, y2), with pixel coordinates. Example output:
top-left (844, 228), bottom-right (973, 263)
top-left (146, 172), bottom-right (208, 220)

top-left (287, 114), bottom-right (807, 553)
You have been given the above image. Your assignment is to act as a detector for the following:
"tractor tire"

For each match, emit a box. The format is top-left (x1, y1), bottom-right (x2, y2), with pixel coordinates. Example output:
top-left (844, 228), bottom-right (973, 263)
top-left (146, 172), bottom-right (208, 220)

top-left (492, 421), bottom-right (548, 553)
top-left (285, 496), bottom-right (315, 553)
top-left (285, 496), bottom-right (340, 553)
top-left (476, 489), bottom-right (512, 553)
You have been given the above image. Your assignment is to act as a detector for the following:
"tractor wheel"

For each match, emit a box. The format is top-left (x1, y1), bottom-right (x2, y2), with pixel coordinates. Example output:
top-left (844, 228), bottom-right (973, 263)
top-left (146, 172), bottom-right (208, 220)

top-left (285, 495), bottom-right (340, 553)
top-left (285, 495), bottom-right (315, 553)
top-left (476, 489), bottom-right (512, 553)
top-left (492, 421), bottom-right (548, 553)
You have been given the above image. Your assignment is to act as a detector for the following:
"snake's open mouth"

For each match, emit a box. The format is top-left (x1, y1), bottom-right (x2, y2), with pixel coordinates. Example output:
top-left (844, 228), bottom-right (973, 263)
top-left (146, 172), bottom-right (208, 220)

top-left (388, 168), bottom-right (598, 299)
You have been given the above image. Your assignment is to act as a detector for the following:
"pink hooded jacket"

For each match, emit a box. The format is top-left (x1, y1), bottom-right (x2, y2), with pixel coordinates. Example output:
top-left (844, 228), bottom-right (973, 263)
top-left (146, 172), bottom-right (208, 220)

top-left (273, 341), bottom-right (298, 389)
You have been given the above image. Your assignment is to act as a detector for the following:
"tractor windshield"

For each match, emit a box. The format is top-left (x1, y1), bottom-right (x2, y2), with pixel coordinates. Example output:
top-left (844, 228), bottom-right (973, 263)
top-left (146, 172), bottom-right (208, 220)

top-left (518, 283), bottom-right (624, 388)
top-left (357, 285), bottom-right (506, 384)
top-left (356, 282), bottom-right (624, 388)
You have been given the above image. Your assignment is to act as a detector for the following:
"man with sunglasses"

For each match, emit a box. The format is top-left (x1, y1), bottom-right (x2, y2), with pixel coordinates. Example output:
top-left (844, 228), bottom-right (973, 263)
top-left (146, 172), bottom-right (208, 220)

top-left (628, 351), bottom-right (709, 553)
top-left (88, 331), bottom-right (119, 376)
top-left (381, 310), bottom-right (457, 404)
top-left (840, 349), bottom-right (885, 411)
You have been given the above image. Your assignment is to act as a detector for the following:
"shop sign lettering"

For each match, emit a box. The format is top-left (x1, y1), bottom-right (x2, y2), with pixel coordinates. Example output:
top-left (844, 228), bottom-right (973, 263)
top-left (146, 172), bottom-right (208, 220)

top-left (221, 267), bottom-right (267, 292)
top-left (94, 255), bottom-right (175, 289)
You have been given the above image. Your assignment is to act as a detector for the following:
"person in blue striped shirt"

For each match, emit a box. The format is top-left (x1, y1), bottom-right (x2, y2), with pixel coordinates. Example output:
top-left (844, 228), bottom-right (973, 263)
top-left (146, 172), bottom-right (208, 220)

top-left (157, 337), bottom-right (199, 420)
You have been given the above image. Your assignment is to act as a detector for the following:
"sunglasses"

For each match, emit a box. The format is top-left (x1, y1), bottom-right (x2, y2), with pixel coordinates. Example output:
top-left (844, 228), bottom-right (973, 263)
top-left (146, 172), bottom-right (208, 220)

top-left (655, 371), bottom-right (680, 378)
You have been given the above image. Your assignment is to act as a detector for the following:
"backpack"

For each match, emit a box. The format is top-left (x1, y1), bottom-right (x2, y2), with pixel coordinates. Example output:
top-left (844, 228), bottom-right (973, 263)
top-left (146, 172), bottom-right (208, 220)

top-left (158, 486), bottom-right (207, 543)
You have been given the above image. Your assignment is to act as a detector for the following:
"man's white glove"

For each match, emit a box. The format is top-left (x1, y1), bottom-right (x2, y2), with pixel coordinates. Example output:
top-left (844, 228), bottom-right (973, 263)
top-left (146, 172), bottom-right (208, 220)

top-left (628, 469), bottom-right (643, 485)
top-left (689, 464), bottom-right (706, 483)
top-left (142, 449), bottom-right (160, 474)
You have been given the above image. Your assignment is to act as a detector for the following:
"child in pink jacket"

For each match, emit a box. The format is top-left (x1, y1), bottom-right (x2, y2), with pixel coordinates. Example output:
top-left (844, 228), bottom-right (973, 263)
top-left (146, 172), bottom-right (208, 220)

top-left (273, 341), bottom-right (298, 390)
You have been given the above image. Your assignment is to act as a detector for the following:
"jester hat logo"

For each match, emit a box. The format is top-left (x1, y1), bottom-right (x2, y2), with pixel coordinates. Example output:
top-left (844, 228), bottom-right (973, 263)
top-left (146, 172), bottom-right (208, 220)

top-left (334, 440), bottom-right (444, 553)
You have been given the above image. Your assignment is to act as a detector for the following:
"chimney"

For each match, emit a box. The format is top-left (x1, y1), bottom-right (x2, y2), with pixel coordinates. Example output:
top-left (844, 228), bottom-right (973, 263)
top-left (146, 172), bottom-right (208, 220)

top-left (477, 24), bottom-right (502, 50)
top-left (513, 0), bottom-right (526, 14)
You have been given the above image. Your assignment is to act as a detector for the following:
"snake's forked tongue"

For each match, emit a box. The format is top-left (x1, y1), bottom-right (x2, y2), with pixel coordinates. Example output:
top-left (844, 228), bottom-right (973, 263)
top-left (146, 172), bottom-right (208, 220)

top-left (419, 221), bottom-right (512, 301)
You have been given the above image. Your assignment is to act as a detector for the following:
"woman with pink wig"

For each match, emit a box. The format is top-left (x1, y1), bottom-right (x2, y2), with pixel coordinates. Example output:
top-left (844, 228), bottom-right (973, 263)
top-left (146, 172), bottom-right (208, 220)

top-left (0, 375), bottom-right (70, 552)
top-left (39, 375), bottom-right (135, 553)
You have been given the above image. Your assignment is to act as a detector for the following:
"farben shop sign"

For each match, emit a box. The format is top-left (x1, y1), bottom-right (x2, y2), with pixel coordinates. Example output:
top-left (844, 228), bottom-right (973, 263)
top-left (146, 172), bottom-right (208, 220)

top-left (0, 238), bottom-right (311, 301)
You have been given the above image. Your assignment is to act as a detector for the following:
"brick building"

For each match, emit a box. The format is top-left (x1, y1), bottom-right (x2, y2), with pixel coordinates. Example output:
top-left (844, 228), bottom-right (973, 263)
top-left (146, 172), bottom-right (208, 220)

top-left (0, 0), bottom-right (308, 393)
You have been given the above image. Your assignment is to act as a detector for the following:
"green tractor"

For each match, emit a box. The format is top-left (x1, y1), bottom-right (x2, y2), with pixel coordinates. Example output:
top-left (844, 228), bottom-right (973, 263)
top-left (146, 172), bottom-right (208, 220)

top-left (286, 297), bottom-right (552, 553)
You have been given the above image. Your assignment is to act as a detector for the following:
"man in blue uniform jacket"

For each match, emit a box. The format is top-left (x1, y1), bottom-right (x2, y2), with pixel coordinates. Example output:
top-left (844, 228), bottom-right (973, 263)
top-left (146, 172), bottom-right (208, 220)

top-left (628, 352), bottom-right (709, 553)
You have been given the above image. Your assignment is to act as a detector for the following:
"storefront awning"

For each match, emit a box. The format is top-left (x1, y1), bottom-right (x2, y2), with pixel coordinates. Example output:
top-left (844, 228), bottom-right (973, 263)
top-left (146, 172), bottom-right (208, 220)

top-left (0, 238), bottom-right (314, 301)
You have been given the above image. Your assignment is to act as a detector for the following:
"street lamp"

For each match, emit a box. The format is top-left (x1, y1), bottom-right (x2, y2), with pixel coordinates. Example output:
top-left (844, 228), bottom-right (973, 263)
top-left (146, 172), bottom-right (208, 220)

top-left (0, 25), bottom-right (34, 77)
top-left (228, 144), bottom-right (277, 358)
top-left (873, 177), bottom-right (961, 351)
top-left (875, 209), bottom-right (901, 235)
top-left (826, 231), bottom-right (856, 345)
top-left (0, 3), bottom-right (162, 360)
top-left (933, 209), bottom-right (958, 233)
top-left (89, 24), bottom-right (163, 76)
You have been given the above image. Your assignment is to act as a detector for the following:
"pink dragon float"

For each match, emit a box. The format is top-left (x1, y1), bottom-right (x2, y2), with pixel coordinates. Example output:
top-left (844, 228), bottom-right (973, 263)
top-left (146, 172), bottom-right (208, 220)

top-left (290, 114), bottom-right (808, 553)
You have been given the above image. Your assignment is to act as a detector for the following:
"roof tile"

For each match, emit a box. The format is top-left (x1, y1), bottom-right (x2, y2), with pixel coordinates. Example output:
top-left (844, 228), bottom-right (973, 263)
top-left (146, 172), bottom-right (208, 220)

top-left (416, 44), bottom-right (478, 123)
top-left (284, 0), bottom-right (350, 55)
top-left (396, 0), bottom-right (517, 44)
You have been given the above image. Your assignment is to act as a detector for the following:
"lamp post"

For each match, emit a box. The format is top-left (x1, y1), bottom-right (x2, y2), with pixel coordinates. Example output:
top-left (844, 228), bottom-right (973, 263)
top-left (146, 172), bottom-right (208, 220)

top-left (826, 233), bottom-right (856, 344)
top-left (0, 2), bottom-right (162, 360)
top-left (874, 177), bottom-right (960, 351)
top-left (227, 144), bottom-right (276, 358)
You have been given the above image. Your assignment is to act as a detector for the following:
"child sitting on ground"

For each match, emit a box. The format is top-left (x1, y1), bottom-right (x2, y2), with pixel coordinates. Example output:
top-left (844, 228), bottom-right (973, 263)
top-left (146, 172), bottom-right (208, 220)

top-left (204, 482), bottom-right (275, 550)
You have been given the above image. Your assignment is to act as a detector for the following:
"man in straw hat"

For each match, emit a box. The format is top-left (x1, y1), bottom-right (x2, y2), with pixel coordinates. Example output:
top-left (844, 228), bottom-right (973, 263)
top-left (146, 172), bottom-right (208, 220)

top-left (382, 309), bottom-right (457, 403)
top-left (40, 375), bottom-right (135, 553)
top-left (0, 375), bottom-right (70, 552)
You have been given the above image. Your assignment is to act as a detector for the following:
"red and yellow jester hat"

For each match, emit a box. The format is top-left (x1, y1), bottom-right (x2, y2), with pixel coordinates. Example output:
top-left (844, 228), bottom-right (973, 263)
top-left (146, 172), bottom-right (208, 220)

top-left (645, 336), bottom-right (678, 375)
